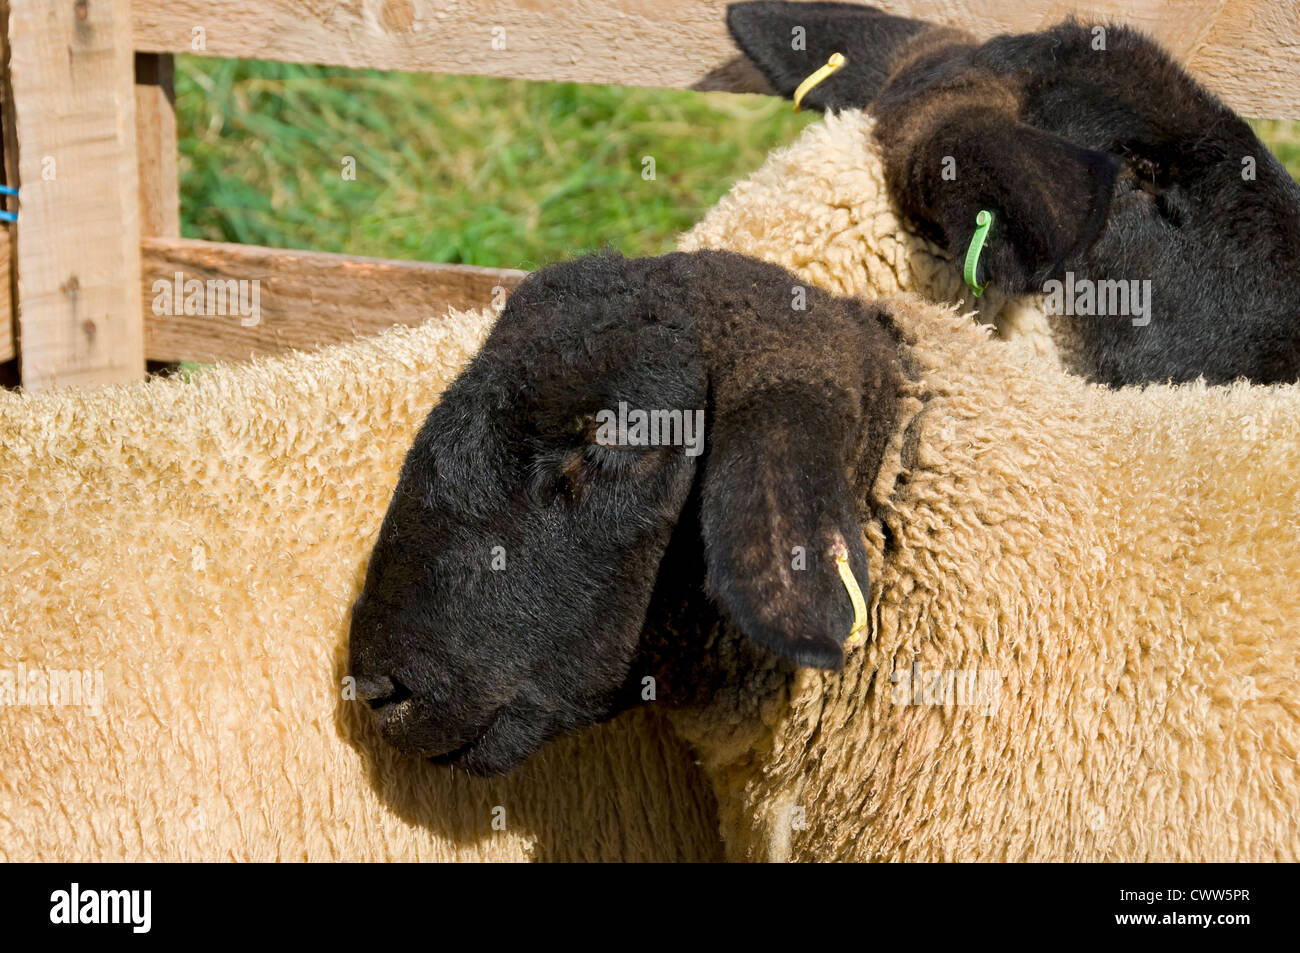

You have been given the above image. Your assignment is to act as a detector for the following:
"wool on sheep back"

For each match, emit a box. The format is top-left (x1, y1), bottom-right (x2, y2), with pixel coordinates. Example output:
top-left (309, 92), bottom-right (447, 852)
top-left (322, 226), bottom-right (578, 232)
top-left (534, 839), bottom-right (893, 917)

top-left (673, 115), bottom-right (1300, 859)
top-left (0, 312), bottom-right (722, 862)
top-left (670, 292), bottom-right (1300, 861)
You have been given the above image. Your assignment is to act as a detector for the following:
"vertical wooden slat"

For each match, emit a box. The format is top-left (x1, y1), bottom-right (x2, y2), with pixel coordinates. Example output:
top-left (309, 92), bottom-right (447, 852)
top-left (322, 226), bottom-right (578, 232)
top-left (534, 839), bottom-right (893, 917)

top-left (134, 52), bottom-right (179, 239)
top-left (0, 229), bottom-right (13, 362)
top-left (0, 3), bottom-right (19, 364)
top-left (4, 0), bottom-right (143, 391)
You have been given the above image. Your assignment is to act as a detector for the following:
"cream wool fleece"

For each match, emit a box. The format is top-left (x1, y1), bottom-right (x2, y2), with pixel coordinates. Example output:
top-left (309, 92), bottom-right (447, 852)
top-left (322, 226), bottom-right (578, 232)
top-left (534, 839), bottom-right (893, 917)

top-left (675, 113), bottom-right (1300, 860)
top-left (672, 294), bottom-right (1300, 861)
top-left (0, 312), bottom-right (722, 862)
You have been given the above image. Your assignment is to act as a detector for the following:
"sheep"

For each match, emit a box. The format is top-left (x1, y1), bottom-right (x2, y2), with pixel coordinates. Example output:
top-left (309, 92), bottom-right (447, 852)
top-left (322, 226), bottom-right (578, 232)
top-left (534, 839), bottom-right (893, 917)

top-left (351, 248), bottom-right (1300, 861)
top-left (0, 105), bottom-right (994, 863)
top-left (724, 2), bottom-right (1300, 386)
top-left (0, 311), bottom-right (723, 862)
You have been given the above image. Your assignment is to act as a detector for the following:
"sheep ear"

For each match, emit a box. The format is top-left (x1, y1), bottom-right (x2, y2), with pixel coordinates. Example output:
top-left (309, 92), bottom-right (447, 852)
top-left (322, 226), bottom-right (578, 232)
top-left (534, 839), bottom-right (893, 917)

top-left (699, 391), bottom-right (870, 670)
top-left (884, 116), bottom-right (1121, 293)
top-left (725, 1), bottom-right (932, 110)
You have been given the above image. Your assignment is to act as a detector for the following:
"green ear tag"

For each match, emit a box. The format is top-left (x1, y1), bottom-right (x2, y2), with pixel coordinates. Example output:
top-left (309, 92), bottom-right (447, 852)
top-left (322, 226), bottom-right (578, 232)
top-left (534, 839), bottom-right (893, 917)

top-left (963, 209), bottom-right (993, 297)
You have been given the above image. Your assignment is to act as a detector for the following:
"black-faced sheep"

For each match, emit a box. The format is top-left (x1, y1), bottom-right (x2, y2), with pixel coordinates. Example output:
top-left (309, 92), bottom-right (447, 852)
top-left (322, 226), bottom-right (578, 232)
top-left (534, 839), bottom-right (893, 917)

top-left (725, 2), bottom-right (1300, 386)
top-left (351, 249), bottom-right (1300, 861)
top-left (348, 250), bottom-right (902, 775)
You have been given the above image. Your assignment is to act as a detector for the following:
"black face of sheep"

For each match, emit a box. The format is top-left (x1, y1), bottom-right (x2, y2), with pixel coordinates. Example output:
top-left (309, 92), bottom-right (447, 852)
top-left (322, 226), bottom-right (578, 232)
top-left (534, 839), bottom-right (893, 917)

top-left (349, 250), bottom-right (902, 775)
top-left (726, 2), bottom-right (1300, 386)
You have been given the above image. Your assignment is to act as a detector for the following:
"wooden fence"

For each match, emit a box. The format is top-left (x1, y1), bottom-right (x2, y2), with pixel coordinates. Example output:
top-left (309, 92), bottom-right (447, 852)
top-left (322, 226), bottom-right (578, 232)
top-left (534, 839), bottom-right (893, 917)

top-left (1, 0), bottom-right (1298, 389)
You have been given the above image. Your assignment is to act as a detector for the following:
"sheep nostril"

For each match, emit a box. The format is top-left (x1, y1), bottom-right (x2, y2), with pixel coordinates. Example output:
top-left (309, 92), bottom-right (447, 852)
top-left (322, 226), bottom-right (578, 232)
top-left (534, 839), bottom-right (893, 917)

top-left (353, 674), bottom-right (411, 709)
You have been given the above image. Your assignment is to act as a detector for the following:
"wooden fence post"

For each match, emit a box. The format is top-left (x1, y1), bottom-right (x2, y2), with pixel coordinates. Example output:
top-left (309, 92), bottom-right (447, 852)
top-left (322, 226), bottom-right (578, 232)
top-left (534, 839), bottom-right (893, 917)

top-left (134, 52), bottom-right (179, 241)
top-left (3, 0), bottom-right (143, 390)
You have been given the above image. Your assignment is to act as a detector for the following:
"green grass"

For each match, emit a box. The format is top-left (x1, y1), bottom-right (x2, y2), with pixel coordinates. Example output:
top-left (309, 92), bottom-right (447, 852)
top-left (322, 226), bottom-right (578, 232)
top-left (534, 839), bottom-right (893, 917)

top-left (1250, 120), bottom-right (1300, 178)
top-left (175, 57), bottom-right (817, 268)
top-left (176, 58), bottom-right (1300, 269)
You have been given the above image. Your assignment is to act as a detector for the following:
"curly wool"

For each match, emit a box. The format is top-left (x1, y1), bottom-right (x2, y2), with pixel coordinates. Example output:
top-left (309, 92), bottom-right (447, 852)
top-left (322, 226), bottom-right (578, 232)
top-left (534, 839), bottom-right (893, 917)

top-left (675, 115), bottom-right (1300, 861)
top-left (672, 293), bottom-right (1300, 861)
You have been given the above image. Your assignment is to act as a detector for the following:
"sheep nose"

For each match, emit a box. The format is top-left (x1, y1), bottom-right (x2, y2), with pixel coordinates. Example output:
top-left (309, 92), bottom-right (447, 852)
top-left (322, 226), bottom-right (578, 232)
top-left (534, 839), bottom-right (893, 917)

top-left (353, 673), bottom-right (404, 708)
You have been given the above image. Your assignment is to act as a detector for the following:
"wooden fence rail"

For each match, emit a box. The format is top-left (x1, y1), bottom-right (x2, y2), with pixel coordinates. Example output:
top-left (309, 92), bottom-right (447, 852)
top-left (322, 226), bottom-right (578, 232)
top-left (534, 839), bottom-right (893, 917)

top-left (131, 0), bottom-right (1300, 120)
top-left (2, 0), bottom-right (1299, 390)
top-left (142, 238), bottom-right (525, 363)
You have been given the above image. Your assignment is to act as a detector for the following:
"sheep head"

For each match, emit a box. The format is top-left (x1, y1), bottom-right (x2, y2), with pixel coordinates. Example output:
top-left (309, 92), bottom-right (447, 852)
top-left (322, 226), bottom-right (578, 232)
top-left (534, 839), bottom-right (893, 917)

top-left (726, 2), bottom-right (1300, 385)
top-left (348, 250), bottom-right (902, 775)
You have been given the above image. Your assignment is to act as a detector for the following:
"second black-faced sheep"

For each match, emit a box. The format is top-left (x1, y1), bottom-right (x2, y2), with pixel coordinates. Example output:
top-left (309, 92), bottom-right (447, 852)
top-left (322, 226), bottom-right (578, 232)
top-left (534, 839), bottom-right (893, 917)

top-left (725, 2), bottom-right (1300, 386)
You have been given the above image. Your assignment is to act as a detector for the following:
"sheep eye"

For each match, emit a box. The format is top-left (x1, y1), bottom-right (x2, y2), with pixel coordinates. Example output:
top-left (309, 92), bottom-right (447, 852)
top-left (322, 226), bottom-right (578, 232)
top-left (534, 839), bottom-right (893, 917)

top-left (582, 441), bottom-right (642, 476)
top-left (524, 443), bottom-right (631, 506)
top-left (525, 413), bottom-right (678, 505)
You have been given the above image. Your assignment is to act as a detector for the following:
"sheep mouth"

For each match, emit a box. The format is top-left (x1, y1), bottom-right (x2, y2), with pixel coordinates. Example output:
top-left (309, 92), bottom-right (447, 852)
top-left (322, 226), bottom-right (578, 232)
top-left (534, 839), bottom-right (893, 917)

top-left (373, 695), bottom-right (419, 734)
top-left (425, 708), bottom-right (505, 768)
top-left (370, 693), bottom-right (508, 768)
top-left (427, 737), bottom-right (479, 766)
top-left (364, 681), bottom-right (411, 711)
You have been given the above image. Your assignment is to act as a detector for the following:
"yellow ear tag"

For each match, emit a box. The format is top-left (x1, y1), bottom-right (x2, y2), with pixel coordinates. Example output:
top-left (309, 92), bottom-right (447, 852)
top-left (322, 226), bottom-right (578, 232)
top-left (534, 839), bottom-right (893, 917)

top-left (832, 537), bottom-right (868, 647)
top-left (793, 52), bottom-right (847, 113)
